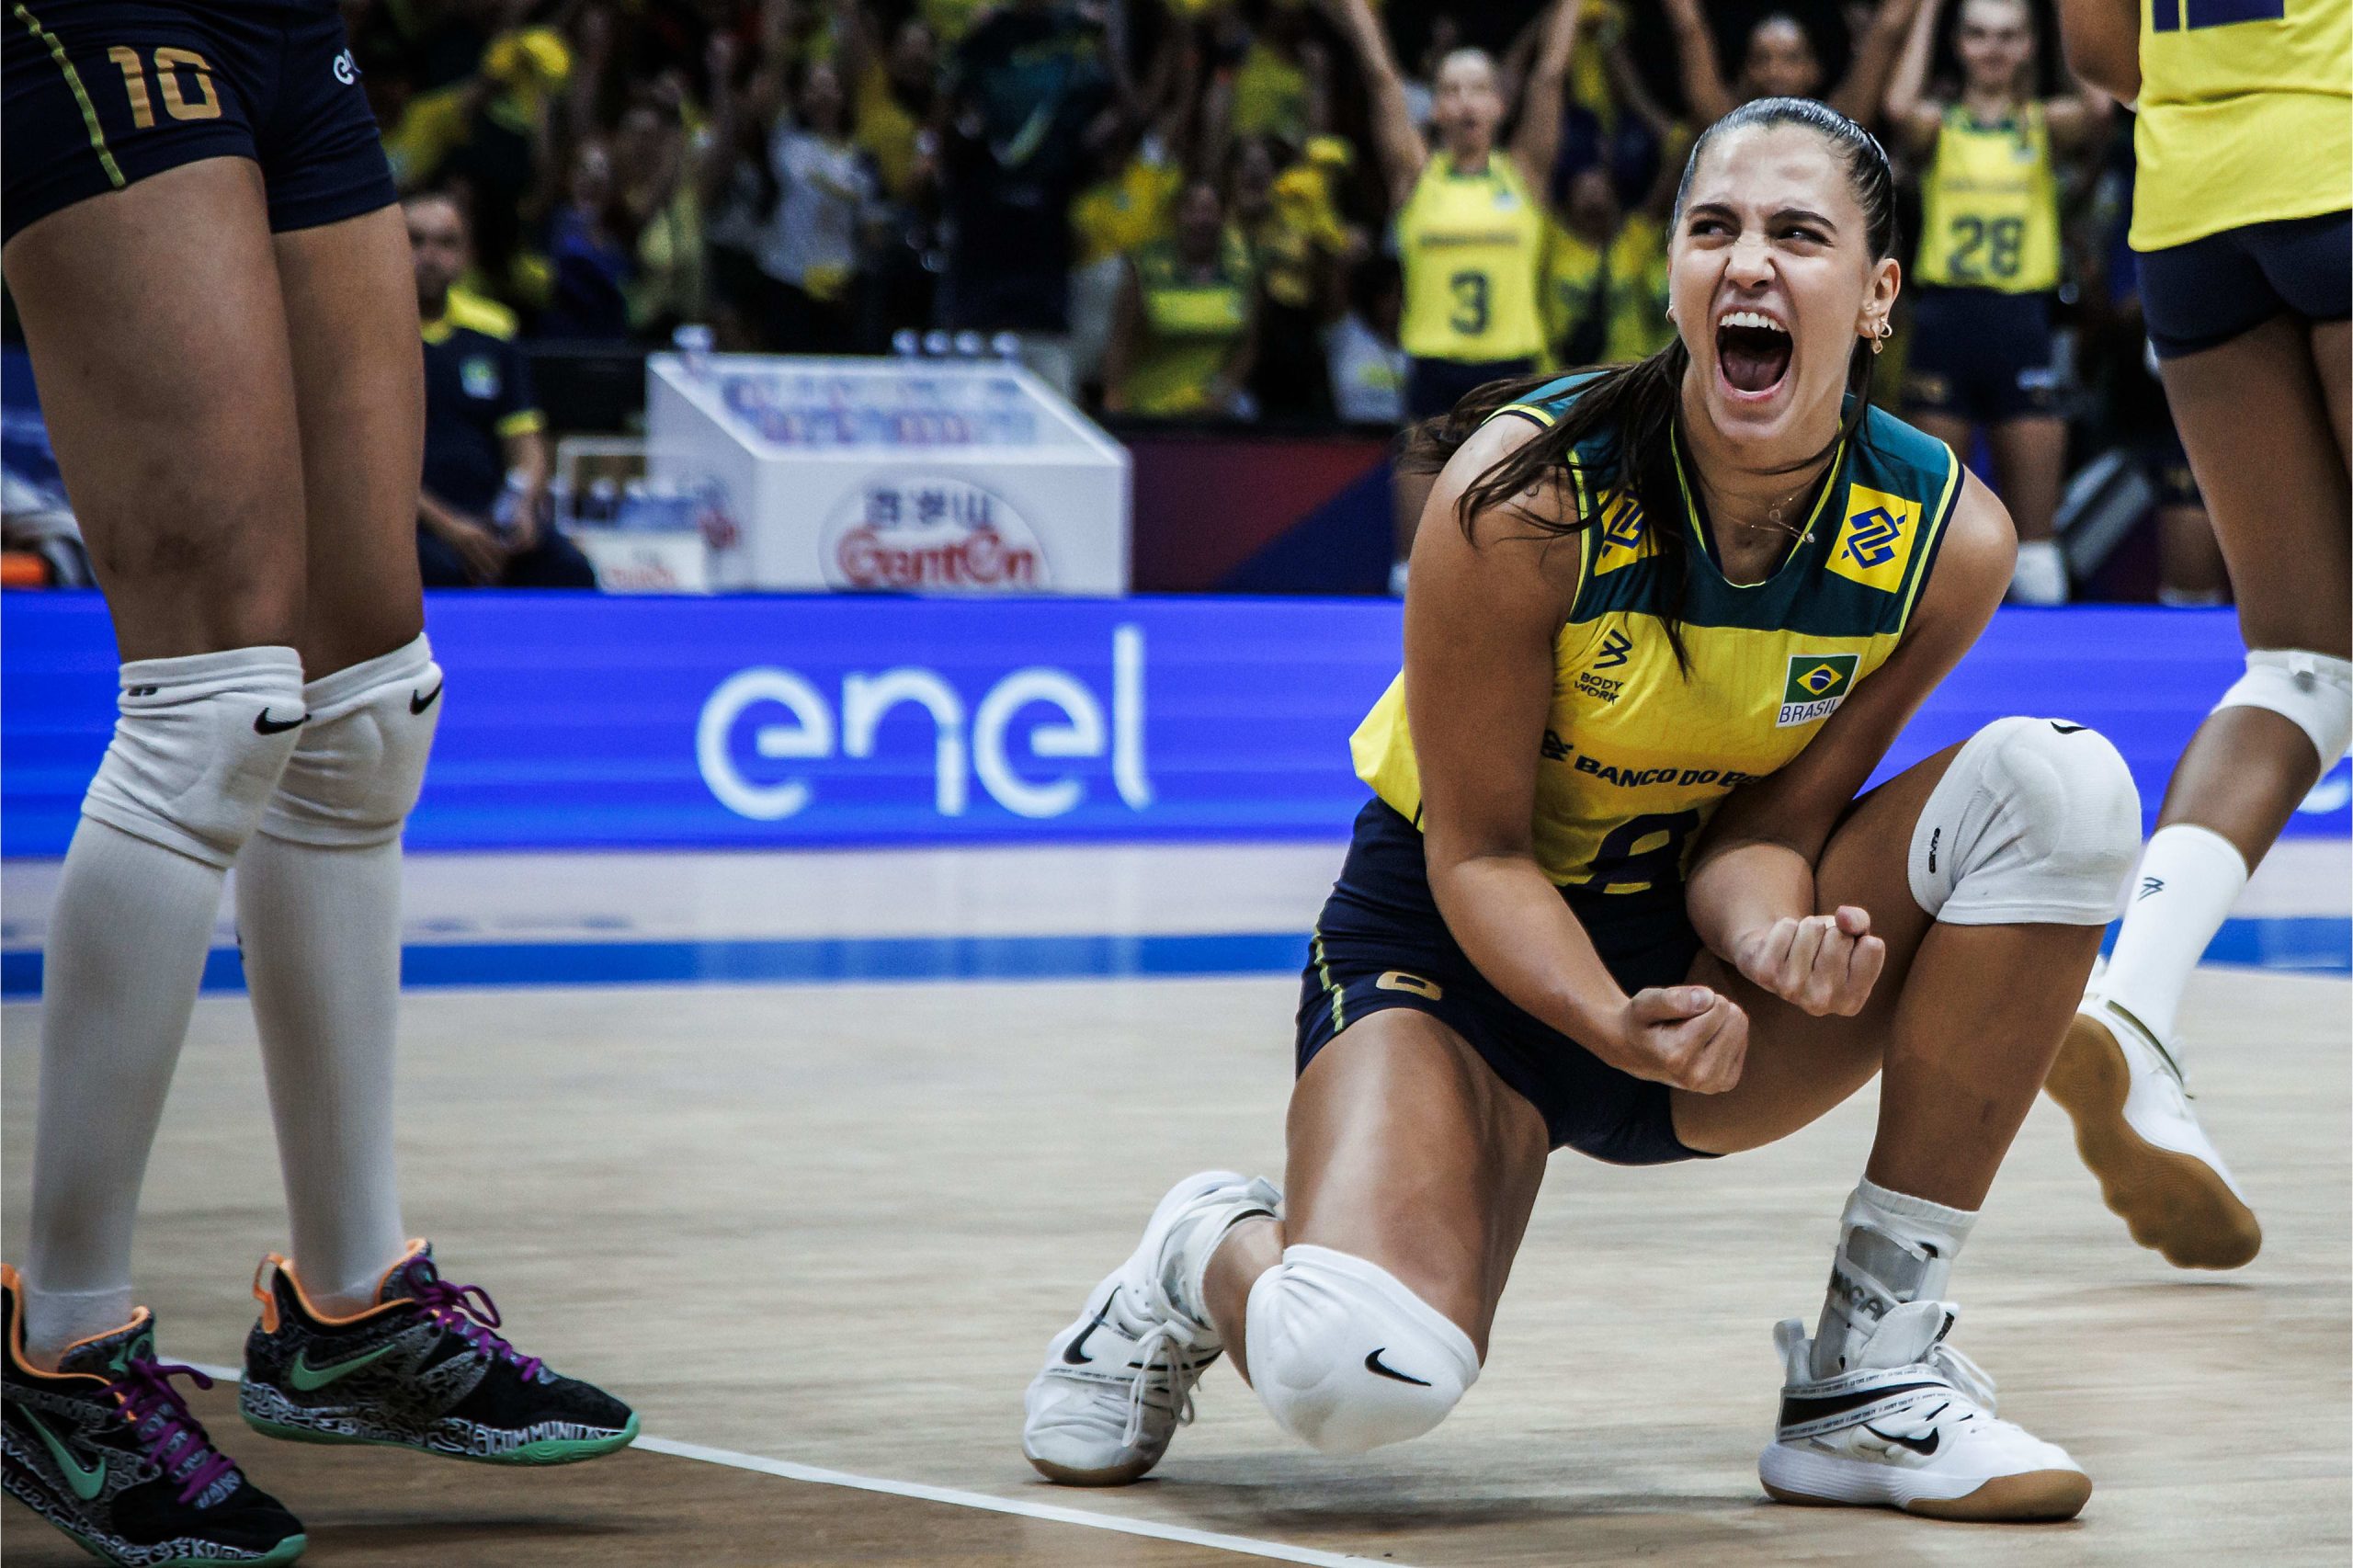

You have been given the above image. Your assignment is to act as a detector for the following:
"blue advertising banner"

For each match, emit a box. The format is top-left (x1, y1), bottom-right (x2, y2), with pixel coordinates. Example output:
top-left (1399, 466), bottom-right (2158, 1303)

top-left (4, 595), bottom-right (2345, 857)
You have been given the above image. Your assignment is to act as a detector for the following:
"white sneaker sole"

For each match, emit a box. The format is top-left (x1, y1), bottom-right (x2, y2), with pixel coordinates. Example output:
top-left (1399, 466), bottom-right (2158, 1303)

top-left (2044, 1011), bottom-right (2261, 1270)
top-left (1759, 1441), bottom-right (2091, 1522)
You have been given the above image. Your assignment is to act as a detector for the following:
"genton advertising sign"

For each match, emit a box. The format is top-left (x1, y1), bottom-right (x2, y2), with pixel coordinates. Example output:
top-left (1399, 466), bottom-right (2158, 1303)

top-left (822, 477), bottom-right (1051, 594)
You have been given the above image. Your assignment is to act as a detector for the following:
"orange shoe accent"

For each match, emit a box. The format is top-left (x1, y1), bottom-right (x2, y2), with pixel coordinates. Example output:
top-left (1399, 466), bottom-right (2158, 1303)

top-left (272, 1241), bottom-right (426, 1327)
top-left (2, 1263), bottom-right (26, 1373)
top-left (253, 1256), bottom-right (288, 1335)
top-left (5, 1263), bottom-right (150, 1383)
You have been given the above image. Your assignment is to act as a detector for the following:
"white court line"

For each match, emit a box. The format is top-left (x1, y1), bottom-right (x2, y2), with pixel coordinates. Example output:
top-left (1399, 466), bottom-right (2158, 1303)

top-left (185, 1363), bottom-right (1405, 1568)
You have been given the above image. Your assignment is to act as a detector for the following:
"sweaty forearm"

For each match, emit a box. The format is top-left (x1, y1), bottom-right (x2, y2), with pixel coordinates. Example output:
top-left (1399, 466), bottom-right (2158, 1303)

top-left (1429, 851), bottom-right (1627, 1049)
top-left (1685, 838), bottom-right (1815, 962)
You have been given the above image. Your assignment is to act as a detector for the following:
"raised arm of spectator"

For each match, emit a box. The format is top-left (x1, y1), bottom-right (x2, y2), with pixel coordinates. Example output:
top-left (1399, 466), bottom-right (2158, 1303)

top-left (1605, 19), bottom-right (1675, 143)
top-left (1316, 0), bottom-right (1427, 209)
top-left (1100, 260), bottom-right (1144, 415)
top-left (1828, 0), bottom-right (1923, 127)
top-left (694, 29), bottom-right (745, 207)
top-left (1881, 0), bottom-right (1946, 154)
top-left (2055, 0), bottom-right (2138, 103)
top-left (1162, 28), bottom-right (1207, 165)
top-left (2040, 31), bottom-right (2114, 152)
top-left (831, 0), bottom-right (874, 98)
top-left (757, 0), bottom-right (797, 74)
top-left (1508, 0), bottom-right (1584, 193)
top-left (1298, 35), bottom-right (1335, 139)
top-left (1662, 0), bottom-right (1736, 128)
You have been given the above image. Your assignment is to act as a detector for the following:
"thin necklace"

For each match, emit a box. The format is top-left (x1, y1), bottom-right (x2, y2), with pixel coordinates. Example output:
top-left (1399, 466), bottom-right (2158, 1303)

top-left (1712, 459), bottom-right (1828, 542)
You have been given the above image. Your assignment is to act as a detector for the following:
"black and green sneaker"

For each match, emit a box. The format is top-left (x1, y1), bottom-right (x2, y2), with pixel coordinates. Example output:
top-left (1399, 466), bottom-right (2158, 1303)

top-left (2, 1265), bottom-right (305, 1567)
top-left (239, 1241), bottom-right (637, 1466)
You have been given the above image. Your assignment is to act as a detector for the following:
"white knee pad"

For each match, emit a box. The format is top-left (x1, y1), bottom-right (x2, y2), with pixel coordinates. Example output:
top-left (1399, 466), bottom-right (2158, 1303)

top-left (2212, 649), bottom-right (2352, 767)
top-left (81, 645), bottom-right (307, 869)
top-left (258, 633), bottom-right (442, 848)
top-left (1907, 716), bottom-right (2142, 926)
top-left (1245, 1245), bottom-right (1479, 1456)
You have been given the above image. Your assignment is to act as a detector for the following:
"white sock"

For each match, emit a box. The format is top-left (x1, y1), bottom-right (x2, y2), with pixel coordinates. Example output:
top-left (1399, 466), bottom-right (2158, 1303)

top-left (25, 821), bottom-right (225, 1363)
top-left (2098, 824), bottom-right (2249, 1047)
top-left (2007, 539), bottom-right (2068, 606)
top-left (238, 832), bottom-right (408, 1313)
top-left (1812, 1178), bottom-right (1978, 1379)
top-left (238, 640), bottom-right (439, 1316)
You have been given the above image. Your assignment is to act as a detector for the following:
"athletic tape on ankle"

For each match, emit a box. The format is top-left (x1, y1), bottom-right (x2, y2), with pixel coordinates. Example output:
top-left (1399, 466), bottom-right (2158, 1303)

top-left (260, 634), bottom-right (442, 848)
top-left (2213, 649), bottom-right (2353, 767)
top-left (1906, 716), bottom-right (2142, 926)
top-left (80, 646), bottom-right (307, 869)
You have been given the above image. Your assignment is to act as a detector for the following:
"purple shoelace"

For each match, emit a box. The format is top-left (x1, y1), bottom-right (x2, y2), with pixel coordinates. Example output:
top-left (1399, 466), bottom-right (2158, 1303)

top-left (107, 1357), bottom-right (236, 1506)
top-left (410, 1276), bottom-right (543, 1381)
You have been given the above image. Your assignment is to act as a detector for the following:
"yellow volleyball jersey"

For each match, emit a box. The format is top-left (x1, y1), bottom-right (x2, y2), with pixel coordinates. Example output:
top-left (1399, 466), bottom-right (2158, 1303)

top-left (1396, 152), bottom-right (1550, 362)
top-left (2132, 0), bottom-right (2352, 250)
top-left (1351, 375), bottom-right (1963, 892)
top-left (1914, 104), bottom-right (2062, 292)
top-left (1121, 235), bottom-right (1255, 416)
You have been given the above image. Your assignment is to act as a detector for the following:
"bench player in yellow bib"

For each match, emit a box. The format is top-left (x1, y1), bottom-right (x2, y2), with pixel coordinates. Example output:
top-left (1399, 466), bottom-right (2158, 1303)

top-left (1885, 0), bottom-right (2109, 605)
top-left (1021, 98), bottom-right (2145, 1523)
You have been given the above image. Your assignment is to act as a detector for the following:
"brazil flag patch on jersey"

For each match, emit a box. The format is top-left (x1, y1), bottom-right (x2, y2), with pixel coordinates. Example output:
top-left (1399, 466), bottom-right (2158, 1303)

top-left (1827, 485), bottom-right (1920, 593)
top-left (1779, 652), bottom-right (1859, 727)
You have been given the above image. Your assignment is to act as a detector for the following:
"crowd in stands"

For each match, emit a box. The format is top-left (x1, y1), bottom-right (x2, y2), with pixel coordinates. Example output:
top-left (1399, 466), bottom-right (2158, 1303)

top-left (0, 0), bottom-right (2220, 600)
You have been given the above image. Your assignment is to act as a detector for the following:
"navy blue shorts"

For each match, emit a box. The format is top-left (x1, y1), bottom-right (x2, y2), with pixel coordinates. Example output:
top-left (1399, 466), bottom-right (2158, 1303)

top-left (1902, 287), bottom-right (2060, 425)
top-left (2, 0), bottom-right (393, 244)
top-left (2140, 211), bottom-right (2351, 359)
top-left (1297, 799), bottom-right (1710, 1165)
top-left (1404, 356), bottom-right (1538, 422)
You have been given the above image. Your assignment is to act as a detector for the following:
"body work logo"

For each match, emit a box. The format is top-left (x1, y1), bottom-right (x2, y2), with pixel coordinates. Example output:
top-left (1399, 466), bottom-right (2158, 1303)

top-left (824, 477), bottom-right (1048, 593)
top-left (1778, 652), bottom-right (1859, 727)
top-left (1575, 627), bottom-right (1632, 703)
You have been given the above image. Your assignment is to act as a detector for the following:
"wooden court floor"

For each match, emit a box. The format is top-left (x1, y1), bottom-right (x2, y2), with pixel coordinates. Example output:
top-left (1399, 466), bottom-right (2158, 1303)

top-left (4, 965), bottom-right (2347, 1566)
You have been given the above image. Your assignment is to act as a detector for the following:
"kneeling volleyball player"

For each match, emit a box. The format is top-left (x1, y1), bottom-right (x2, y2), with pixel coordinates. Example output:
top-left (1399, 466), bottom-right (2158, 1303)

top-left (1019, 98), bottom-right (2139, 1522)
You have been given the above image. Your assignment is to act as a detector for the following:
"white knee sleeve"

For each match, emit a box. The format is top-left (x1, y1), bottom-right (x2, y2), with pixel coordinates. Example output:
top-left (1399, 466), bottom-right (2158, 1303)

top-left (2212, 649), bottom-right (2353, 766)
top-left (1245, 1245), bottom-right (1479, 1456)
top-left (1907, 716), bottom-right (2142, 926)
top-left (81, 645), bottom-right (307, 869)
top-left (259, 634), bottom-right (442, 848)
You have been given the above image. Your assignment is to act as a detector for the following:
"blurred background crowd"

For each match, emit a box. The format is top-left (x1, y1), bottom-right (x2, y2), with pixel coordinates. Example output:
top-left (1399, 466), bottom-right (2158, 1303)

top-left (0, 0), bottom-right (2227, 604)
top-left (333, 0), bottom-right (2216, 601)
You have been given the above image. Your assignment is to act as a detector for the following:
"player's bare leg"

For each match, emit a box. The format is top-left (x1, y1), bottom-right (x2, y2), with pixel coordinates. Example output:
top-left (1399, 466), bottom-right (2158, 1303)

top-left (230, 202), bottom-right (638, 1460)
top-left (1988, 414), bottom-right (2068, 602)
top-left (2052, 313), bottom-right (2351, 1268)
top-left (2, 153), bottom-right (313, 1565)
top-left (230, 200), bottom-right (425, 1318)
top-left (1676, 722), bottom-right (2134, 1520)
top-left (3, 157), bottom-right (311, 1365)
top-left (1023, 1009), bottom-right (1542, 1481)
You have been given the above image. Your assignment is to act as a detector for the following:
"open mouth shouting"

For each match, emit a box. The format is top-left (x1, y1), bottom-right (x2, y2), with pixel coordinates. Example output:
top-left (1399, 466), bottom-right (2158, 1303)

top-left (1715, 308), bottom-right (1792, 401)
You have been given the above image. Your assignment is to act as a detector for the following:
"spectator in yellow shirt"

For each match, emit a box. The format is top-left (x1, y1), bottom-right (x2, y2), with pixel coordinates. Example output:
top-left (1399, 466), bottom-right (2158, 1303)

top-left (1104, 181), bottom-right (1261, 418)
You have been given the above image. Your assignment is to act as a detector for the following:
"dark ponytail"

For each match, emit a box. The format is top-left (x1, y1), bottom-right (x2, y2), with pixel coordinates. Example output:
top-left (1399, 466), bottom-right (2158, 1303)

top-left (1399, 97), bottom-right (1900, 665)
